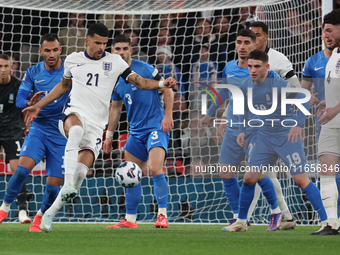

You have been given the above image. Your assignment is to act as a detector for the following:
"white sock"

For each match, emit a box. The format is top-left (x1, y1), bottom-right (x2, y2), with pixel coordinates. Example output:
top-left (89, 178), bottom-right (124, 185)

top-left (267, 172), bottom-right (292, 220)
top-left (64, 125), bottom-right (84, 186)
top-left (158, 207), bottom-right (167, 218)
top-left (271, 207), bottom-right (281, 214)
top-left (320, 175), bottom-right (338, 220)
top-left (74, 163), bottom-right (88, 190)
top-left (126, 214), bottom-right (136, 223)
top-left (236, 218), bottom-right (247, 225)
top-left (37, 209), bottom-right (43, 217)
top-left (0, 202), bottom-right (11, 213)
top-left (247, 184), bottom-right (261, 220)
top-left (233, 213), bottom-right (238, 219)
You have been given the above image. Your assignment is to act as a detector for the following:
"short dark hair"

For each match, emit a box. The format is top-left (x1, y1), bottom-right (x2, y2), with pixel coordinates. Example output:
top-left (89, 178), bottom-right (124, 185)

top-left (0, 54), bottom-right (10, 61)
top-left (323, 9), bottom-right (340, 26)
top-left (40, 33), bottom-right (59, 46)
top-left (87, 23), bottom-right (109, 38)
top-left (112, 34), bottom-right (131, 46)
top-left (237, 29), bottom-right (256, 43)
top-left (249, 21), bottom-right (268, 34)
top-left (247, 49), bottom-right (268, 63)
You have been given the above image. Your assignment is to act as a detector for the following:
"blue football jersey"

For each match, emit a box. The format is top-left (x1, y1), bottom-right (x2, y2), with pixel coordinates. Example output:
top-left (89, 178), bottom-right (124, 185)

top-left (19, 60), bottom-right (70, 136)
top-left (111, 59), bottom-right (164, 135)
top-left (240, 71), bottom-right (299, 136)
top-left (302, 50), bottom-right (329, 102)
top-left (207, 60), bottom-right (250, 131)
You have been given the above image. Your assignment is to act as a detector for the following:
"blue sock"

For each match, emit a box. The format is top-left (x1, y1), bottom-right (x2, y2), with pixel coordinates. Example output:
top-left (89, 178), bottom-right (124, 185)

top-left (336, 172), bottom-right (340, 216)
top-left (238, 182), bottom-right (256, 219)
top-left (4, 166), bottom-right (30, 204)
top-left (152, 174), bottom-right (168, 208)
top-left (303, 182), bottom-right (327, 222)
top-left (126, 182), bottom-right (142, 215)
top-left (222, 178), bottom-right (240, 216)
top-left (258, 176), bottom-right (279, 210)
top-left (41, 183), bottom-right (60, 213)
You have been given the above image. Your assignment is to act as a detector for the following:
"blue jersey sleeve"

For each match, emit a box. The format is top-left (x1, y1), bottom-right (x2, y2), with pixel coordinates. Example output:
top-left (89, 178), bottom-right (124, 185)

top-left (16, 69), bottom-right (34, 109)
top-left (302, 57), bottom-right (312, 78)
top-left (206, 88), bottom-right (229, 116)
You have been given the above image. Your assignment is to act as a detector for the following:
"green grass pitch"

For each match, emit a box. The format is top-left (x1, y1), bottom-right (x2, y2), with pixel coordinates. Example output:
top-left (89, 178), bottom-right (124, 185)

top-left (0, 224), bottom-right (339, 255)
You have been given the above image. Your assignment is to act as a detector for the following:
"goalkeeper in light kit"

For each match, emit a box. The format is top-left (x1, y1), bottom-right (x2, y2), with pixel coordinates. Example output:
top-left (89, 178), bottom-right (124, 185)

top-left (103, 34), bottom-right (174, 229)
top-left (223, 50), bottom-right (327, 234)
top-left (23, 23), bottom-right (176, 232)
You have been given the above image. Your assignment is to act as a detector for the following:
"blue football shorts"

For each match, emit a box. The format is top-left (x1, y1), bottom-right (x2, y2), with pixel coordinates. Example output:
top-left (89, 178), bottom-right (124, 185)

top-left (247, 135), bottom-right (306, 175)
top-left (219, 129), bottom-right (258, 165)
top-left (124, 129), bottom-right (169, 162)
top-left (20, 127), bottom-right (66, 178)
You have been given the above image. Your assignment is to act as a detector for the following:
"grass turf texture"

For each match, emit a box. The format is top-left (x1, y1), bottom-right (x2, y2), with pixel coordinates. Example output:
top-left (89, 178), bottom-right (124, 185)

top-left (0, 224), bottom-right (339, 255)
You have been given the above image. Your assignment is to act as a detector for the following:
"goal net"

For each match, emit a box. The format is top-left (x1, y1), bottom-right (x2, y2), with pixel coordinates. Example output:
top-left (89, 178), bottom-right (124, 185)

top-left (0, 0), bottom-right (325, 225)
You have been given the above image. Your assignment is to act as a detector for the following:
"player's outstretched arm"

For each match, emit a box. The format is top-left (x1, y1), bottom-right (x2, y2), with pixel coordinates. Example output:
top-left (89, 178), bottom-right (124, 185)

top-left (127, 73), bottom-right (176, 90)
top-left (199, 114), bottom-right (211, 129)
top-left (160, 88), bottom-right (174, 134)
top-left (103, 100), bottom-right (123, 154)
top-left (23, 77), bottom-right (72, 125)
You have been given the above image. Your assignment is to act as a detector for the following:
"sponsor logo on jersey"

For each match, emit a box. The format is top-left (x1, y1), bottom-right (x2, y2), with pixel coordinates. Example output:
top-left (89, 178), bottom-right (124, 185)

top-left (227, 74), bottom-right (235, 78)
top-left (35, 79), bottom-right (45, 83)
top-left (314, 66), bottom-right (324, 71)
top-left (8, 93), bottom-right (14, 103)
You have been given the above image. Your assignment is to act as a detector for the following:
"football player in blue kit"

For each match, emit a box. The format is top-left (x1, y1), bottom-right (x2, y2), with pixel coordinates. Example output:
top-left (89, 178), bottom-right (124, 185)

top-left (0, 33), bottom-right (70, 232)
top-left (103, 34), bottom-right (174, 228)
top-left (199, 29), bottom-right (258, 224)
top-left (224, 49), bottom-right (327, 234)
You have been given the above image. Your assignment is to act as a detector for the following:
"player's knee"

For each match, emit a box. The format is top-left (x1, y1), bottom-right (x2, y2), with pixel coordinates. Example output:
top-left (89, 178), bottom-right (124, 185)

top-left (244, 177), bottom-right (257, 185)
top-left (68, 125), bottom-right (84, 141)
top-left (148, 163), bottom-right (163, 177)
top-left (294, 178), bottom-right (310, 190)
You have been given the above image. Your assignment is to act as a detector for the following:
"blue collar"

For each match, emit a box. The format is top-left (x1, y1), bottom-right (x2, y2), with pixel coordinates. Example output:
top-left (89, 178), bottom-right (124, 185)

top-left (265, 46), bottom-right (270, 53)
top-left (84, 50), bottom-right (106, 60)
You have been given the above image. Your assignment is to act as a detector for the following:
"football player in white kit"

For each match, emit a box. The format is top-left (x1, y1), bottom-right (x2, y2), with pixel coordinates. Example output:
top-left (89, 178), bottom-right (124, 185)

top-left (314, 9), bottom-right (340, 235)
top-left (23, 23), bottom-right (176, 232)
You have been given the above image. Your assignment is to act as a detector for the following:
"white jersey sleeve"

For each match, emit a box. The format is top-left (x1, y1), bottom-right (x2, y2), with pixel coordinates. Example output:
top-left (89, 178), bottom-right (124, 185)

top-left (267, 48), bottom-right (294, 78)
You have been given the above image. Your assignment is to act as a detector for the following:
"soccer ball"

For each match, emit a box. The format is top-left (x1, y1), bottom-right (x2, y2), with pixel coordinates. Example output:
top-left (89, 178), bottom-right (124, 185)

top-left (115, 161), bottom-right (142, 188)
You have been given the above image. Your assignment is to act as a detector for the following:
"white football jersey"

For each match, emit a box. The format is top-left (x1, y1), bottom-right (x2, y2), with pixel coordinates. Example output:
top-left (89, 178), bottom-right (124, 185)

top-left (324, 48), bottom-right (340, 128)
top-left (64, 51), bottom-right (130, 129)
top-left (267, 48), bottom-right (294, 78)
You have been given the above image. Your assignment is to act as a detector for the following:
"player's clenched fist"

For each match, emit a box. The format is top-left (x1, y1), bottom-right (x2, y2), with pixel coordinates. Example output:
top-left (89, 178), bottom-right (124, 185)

top-left (163, 77), bottom-right (177, 88)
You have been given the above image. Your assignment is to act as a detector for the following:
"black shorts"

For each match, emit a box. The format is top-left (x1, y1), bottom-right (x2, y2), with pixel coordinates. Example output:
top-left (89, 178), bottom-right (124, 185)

top-left (0, 138), bottom-right (24, 164)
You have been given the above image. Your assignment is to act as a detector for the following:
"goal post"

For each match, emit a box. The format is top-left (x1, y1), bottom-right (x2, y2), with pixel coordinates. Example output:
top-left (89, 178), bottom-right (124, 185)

top-left (0, 0), bottom-right (327, 224)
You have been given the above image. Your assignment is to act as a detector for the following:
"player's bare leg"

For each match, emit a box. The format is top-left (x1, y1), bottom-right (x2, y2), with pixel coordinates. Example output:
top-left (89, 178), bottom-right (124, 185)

top-left (107, 150), bottom-right (146, 229)
top-left (148, 147), bottom-right (168, 228)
